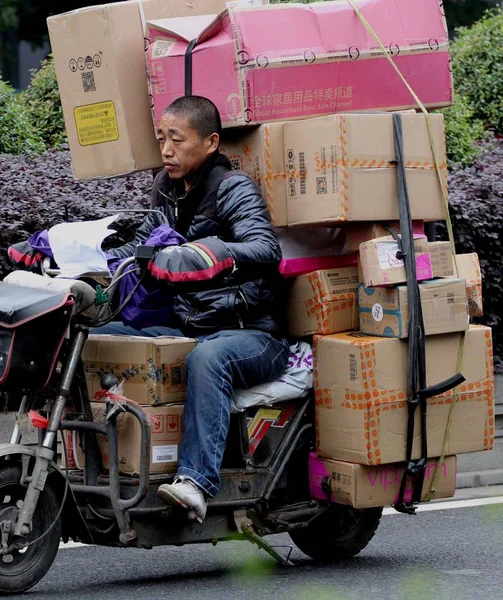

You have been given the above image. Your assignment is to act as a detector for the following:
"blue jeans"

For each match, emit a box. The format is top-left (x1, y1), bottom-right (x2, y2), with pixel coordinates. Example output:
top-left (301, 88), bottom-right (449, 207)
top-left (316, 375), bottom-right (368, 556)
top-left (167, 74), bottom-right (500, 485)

top-left (91, 323), bottom-right (290, 496)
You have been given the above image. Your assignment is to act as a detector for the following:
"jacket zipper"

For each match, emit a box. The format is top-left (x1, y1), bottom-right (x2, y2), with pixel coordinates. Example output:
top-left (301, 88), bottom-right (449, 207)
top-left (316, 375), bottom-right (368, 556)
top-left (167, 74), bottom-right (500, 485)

top-left (236, 289), bottom-right (249, 329)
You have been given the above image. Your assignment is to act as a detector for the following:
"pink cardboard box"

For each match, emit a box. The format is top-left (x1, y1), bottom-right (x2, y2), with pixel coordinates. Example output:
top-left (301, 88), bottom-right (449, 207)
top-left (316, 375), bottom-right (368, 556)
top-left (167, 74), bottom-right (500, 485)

top-left (309, 453), bottom-right (457, 508)
top-left (146, 0), bottom-right (452, 128)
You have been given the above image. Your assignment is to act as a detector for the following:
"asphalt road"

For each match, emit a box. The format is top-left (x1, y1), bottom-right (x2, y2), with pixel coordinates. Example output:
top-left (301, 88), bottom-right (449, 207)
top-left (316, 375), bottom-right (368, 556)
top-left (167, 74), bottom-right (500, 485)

top-left (7, 491), bottom-right (503, 600)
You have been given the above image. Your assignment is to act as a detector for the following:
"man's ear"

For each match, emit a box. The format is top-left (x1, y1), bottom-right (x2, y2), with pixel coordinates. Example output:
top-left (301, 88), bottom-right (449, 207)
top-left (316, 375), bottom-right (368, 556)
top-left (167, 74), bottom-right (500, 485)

top-left (207, 132), bottom-right (220, 154)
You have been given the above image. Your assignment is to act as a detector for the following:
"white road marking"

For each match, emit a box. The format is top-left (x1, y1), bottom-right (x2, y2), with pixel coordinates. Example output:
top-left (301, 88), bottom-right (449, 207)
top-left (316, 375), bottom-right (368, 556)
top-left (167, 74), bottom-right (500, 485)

top-left (383, 495), bottom-right (503, 516)
top-left (58, 496), bottom-right (503, 550)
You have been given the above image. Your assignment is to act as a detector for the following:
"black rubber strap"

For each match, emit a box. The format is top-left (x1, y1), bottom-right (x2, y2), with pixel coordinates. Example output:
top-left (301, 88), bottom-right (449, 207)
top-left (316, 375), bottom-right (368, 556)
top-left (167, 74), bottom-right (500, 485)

top-left (184, 38), bottom-right (197, 96)
top-left (392, 113), bottom-right (465, 514)
top-left (392, 113), bottom-right (427, 514)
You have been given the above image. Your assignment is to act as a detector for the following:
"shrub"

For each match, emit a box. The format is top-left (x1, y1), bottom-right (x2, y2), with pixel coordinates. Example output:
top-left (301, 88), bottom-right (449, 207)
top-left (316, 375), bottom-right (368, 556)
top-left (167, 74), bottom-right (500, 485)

top-left (439, 94), bottom-right (485, 167)
top-left (0, 148), bottom-right (152, 280)
top-left (22, 56), bottom-right (67, 148)
top-left (0, 79), bottom-right (45, 155)
top-left (437, 138), bottom-right (503, 372)
top-left (450, 9), bottom-right (503, 134)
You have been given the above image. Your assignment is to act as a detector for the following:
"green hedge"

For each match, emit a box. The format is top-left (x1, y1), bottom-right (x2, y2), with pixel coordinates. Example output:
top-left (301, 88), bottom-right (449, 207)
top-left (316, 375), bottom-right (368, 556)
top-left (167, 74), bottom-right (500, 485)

top-left (21, 56), bottom-right (67, 148)
top-left (450, 9), bottom-right (503, 134)
top-left (0, 79), bottom-right (45, 155)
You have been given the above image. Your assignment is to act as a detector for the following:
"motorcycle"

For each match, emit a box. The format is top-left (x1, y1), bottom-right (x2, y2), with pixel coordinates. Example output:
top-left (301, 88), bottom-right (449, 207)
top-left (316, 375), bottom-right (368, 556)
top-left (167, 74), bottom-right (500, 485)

top-left (0, 243), bottom-right (382, 595)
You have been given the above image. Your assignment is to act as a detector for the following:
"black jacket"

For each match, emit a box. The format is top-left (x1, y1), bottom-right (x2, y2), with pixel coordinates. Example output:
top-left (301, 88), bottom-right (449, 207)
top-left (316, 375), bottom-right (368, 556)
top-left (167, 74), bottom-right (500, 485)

top-left (109, 152), bottom-right (286, 337)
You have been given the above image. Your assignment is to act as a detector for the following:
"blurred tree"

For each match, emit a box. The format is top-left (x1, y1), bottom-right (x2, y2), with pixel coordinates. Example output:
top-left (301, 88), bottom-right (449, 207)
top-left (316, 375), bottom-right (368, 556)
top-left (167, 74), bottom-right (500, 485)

top-left (0, 1), bottom-right (119, 47)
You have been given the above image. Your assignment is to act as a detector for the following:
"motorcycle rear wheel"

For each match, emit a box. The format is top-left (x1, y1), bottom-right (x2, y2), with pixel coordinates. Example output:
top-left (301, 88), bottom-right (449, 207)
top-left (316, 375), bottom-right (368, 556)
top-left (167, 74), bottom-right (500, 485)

top-left (289, 504), bottom-right (382, 561)
top-left (0, 465), bottom-right (61, 595)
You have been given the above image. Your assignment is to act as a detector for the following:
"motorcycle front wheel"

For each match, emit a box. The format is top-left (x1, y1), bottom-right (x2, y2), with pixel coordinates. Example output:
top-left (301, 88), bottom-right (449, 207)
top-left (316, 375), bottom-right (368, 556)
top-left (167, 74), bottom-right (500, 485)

top-left (0, 465), bottom-right (61, 595)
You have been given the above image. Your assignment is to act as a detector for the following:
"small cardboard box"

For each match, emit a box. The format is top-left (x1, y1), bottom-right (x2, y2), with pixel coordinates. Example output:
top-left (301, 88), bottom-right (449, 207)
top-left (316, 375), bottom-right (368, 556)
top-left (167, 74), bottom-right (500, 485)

top-left (147, 0), bottom-right (452, 129)
top-left (429, 241), bottom-right (454, 277)
top-left (357, 279), bottom-right (469, 338)
top-left (455, 253), bottom-right (483, 317)
top-left (288, 267), bottom-right (359, 337)
top-left (220, 123), bottom-right (286, 226)
top-left (359, 235), bottom-right (432, 287)
top-left (309, 453), bottom-right (456, 508)
top-left (284, 113), bottom-right (448, 226)
top-left (343, 222), bottom-right (424, 253)
top-left (91, 402), bottom-right (184, 475)
top-left (314, 325), bottom-right (495, 465)
top-left (47, 0), bottom-right (230, 180)
top-left (82, 335), bottom-right (197, 405)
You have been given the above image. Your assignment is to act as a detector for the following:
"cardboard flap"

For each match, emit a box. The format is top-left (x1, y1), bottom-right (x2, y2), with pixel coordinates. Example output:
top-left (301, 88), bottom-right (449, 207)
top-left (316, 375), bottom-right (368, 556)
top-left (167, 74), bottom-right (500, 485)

top-left (147, 12), bottom-right (224, 43)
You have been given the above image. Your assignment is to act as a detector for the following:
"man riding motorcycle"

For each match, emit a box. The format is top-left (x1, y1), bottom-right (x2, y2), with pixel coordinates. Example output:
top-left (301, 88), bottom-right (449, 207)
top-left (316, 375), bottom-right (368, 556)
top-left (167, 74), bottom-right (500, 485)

top-left (88, 96), bottom-right (290, 523)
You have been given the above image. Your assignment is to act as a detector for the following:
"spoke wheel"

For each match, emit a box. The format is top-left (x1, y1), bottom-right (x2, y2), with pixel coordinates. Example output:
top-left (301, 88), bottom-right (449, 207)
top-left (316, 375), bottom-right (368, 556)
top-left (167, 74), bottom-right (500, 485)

top-left (0, 466), bottom-right (61, 595)
top-left (289, 504), bottom-right (382, 562)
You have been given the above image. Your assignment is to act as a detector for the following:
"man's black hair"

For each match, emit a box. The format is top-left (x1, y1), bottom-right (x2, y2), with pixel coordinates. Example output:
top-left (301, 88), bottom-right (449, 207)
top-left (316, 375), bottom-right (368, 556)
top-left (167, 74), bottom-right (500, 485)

top-left (163, 96), bottom-right (222, 139)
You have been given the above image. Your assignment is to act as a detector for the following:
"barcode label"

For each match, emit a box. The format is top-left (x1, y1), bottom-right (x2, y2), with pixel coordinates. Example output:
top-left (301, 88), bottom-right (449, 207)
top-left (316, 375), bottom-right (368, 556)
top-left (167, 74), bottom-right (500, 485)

top-left (349, 353), bottom-right (357, 382)
top-left (299, 152), bottom-right (306, 195)
top-left (153, 41), bottom-right (173, 58)
top-left (82, 71), bottom-right (96, 93)
top-left (152, 444), bottom-right (178, 464)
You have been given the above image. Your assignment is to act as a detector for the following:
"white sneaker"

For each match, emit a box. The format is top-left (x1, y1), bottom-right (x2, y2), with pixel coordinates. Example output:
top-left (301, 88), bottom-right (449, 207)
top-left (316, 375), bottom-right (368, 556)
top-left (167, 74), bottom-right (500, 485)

top-left (157, 477), bottom-right (207, 523)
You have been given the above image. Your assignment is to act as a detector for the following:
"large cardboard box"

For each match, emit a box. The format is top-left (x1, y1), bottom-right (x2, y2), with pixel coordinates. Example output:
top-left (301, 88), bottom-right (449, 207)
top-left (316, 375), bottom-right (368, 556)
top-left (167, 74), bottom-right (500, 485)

top-left (455, 253), bottom-right (483, 317)
top-left (220, 123), bottom-right (286, 226)
top-left (288, 267), bottom-right (359, 337)
top-left (429, 241), bottom-right (454, 278)
top-left (358, 279), bottom-right (469, 338)
top-left (146, 0), bottom-right (452, 129)
top-left (82, 335), bottom-right (197, 405)
top-left (284, 113), bottom-right (447, 226)
top-left (91, 402), bottom-right (184, 475)
top-left (314, 325), bottom-right (495, 465)
top-left (359, 235), bottom-right (432, 287)
top-left (47, 0), bottom-right (230, 180)
top-left (309, 453), bottom-right (456, 508)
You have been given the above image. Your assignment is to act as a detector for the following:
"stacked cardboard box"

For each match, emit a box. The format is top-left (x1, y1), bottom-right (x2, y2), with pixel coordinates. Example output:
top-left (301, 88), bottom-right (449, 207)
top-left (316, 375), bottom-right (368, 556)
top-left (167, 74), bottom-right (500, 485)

top-left (64, 335), bottom-right (197, 475)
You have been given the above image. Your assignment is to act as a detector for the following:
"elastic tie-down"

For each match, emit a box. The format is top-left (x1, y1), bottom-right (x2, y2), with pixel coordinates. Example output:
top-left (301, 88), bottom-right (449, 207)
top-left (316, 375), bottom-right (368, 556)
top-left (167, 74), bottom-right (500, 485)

top-left (184, 39), bottom-right (198, 97)
top-left (391, 113), bottom-right (465, 515)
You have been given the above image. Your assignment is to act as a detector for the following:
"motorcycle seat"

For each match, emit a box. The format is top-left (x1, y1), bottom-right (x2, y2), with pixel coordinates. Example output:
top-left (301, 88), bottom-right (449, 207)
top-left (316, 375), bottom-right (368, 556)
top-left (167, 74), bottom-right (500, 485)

top-left (3, 272), bottom-right (100, 320)
top-left (0, 281), bottom-right (71, 327)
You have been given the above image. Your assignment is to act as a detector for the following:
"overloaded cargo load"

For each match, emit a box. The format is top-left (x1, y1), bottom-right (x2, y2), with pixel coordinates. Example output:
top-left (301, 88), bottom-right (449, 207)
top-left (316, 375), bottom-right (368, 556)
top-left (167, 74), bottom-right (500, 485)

top-left (309, 453), bottom-right (457, 508)
top-left (146, 0), bottom-right (452, 129)
top-left (314, 325), bottom-right (495, 465)
top-left (82, 335), bottom-right (197, 405)
top-left (357, 279), bottom-right (469, 338)
top-left (47, 0), bottom-right (234, 179)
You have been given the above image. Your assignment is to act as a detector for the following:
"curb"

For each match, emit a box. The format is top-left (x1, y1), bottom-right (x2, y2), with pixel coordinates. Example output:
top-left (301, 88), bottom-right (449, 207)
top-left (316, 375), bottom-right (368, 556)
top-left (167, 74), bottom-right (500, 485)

top-left (457, 468), bottom-right (503, 489)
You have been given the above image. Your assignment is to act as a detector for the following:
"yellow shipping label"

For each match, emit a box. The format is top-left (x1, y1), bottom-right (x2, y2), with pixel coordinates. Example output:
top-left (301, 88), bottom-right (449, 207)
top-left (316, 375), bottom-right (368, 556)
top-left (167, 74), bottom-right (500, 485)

top-left (74, 101), bottom-right (119, 146)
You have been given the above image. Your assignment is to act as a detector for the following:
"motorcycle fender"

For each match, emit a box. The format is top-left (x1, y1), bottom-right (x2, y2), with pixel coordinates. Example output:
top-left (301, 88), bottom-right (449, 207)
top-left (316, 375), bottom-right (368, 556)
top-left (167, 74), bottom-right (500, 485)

top-left (0, 443), bottom-right (93, 544)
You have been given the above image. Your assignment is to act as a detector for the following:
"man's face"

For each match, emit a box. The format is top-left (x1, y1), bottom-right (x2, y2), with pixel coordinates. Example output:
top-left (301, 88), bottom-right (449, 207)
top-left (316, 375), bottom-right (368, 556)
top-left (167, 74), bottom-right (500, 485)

top-left (156, 112), bottom-right (219, 187)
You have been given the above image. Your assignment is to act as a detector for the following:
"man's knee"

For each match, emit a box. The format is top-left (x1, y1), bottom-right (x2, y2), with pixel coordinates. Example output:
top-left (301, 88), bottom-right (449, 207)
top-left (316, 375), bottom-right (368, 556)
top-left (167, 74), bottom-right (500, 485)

top-left (185, 341), bottom-right (228, 376)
